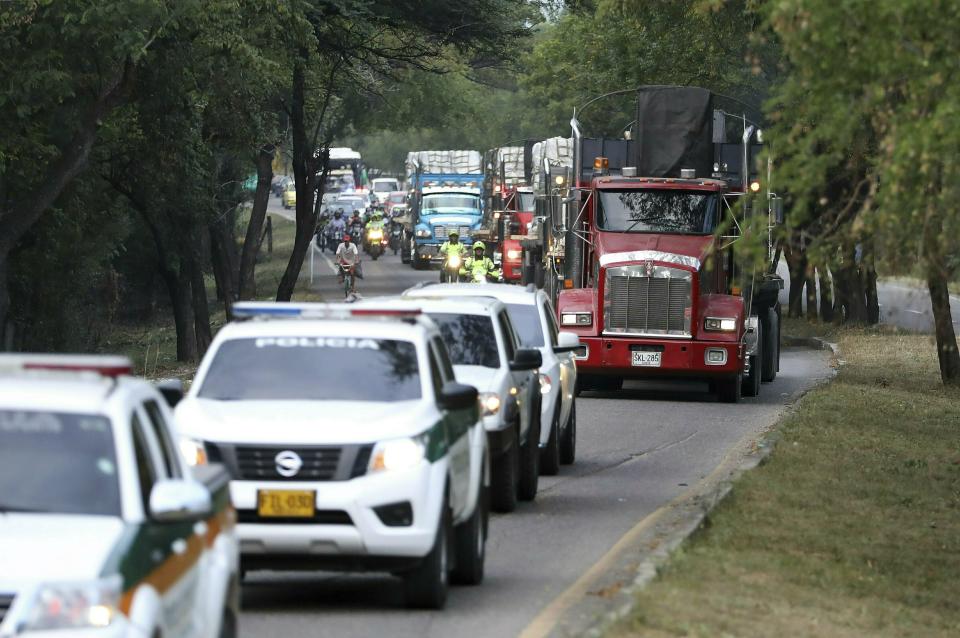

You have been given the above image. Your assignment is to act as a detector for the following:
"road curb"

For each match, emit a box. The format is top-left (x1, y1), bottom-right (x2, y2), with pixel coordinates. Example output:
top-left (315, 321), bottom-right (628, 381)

top-left (549, 341), bottom-right (839, 638)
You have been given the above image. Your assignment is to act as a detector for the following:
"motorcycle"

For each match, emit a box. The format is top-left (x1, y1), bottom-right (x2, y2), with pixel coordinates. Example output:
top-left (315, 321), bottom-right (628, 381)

top-left (388, 224), bottom-right (403, 255)
top-left (325, 227), bottom-right (344, 253)
top-left (440, 252), bottom-right (464, 283)
top-left (366, 227), bottom-right (385, 260)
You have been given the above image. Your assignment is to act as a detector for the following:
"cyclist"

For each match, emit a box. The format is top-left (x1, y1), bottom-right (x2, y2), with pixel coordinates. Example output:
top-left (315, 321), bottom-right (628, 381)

top-left (336, 233), bottom-right (362, 293)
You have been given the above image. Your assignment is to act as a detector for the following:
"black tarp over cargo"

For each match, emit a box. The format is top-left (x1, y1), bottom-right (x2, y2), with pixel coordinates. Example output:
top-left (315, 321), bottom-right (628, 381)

top-left (632, 86), bottom-right (713, 179)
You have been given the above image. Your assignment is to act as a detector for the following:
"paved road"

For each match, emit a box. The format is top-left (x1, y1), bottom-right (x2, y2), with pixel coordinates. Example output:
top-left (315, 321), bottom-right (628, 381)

top-left (240, 197), bottom-right (833, 637)
top-left (776, 260), bottom-right (960, 332)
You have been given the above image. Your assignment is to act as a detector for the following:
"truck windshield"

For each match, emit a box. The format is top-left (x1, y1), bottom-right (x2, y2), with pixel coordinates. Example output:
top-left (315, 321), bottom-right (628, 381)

top-left (422, 194), bottom-right (480, 213)
top-left (0, 410), bottom-right (121, 516)
top-left (426, 313), bottom-right (500, 368)
top-left (198, 338), bottom-right (422, 401)
top-left (518, 193), bottom-right (535, 212)
top-left (597, 190), bottom-right (719, 234)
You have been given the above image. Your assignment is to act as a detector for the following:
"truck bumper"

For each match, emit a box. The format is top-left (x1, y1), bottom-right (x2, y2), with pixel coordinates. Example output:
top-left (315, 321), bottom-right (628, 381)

top-left (414, 243), bottom-right (443, 262)
top-left (574, 336), bottom-right (744, 378)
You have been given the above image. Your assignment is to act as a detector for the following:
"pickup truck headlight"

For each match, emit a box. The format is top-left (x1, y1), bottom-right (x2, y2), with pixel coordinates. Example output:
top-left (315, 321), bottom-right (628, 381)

top-left (370, 435), bottom-right (426, 473)
top-left (561, 312), bottom-right (592, 326)
top-left (20, 576), bottom-right (121, 631)
top-left (178, 437), bottom-right (208, 466)
top-left (479, 392), bottom-right (501, 416)
top-left (415, 229), bottom-right (431, 238)
top-left (704, 317), bottom-right (738, 332)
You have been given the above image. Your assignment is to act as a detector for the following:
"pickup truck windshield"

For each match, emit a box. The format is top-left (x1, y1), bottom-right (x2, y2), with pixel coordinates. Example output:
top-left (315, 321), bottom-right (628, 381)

top-left (505, 304), bottom-right (545, 348)
top-left (0, 411), bottom-right (120, 516)
top-left (422, 194), bottom-right (480, 213)
top-left (426, 313), bottom-right (500, 368)
top-left (198, 338), bottom-right (422, 401)
top-left (597, 190), bottom-right (719, 234)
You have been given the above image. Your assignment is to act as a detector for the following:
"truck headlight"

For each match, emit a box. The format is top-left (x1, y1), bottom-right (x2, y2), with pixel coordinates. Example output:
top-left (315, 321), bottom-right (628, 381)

top-left (506, 249), bottom-right (522, 260)
top-left (704, 317), bottom-right (738, 332)
top-left (178, 437), bottom-right (208, 466)
top-left (370, 436), bottom-right (426, 473)
top-left (415, 229), bottom-right (431, 238)
top-left (479, 392), bottom-right (501, 416)
top-left (20, 576), bottom-right (121, 631)
top-left (561, 312), bottom-right (592, 326)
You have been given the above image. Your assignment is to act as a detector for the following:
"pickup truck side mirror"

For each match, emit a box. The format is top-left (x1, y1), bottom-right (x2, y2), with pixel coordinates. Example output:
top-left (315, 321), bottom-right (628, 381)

top-left (439, 382), bottom-right (479, 411)
top-left (553, 331), bottom-right (581, 353)
top-left (149, 479), bottom-right (212, 523)
top-left (510, 348), bottom-right (543, 371)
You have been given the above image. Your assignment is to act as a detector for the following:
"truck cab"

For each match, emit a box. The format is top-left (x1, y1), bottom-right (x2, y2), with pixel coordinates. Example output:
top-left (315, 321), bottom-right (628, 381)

top-left (411, 183), bottom-right (483, 269)
top-left (497, 186), bottom-right (535, 282)
top-left (553, 86), bottom-right (783, 402)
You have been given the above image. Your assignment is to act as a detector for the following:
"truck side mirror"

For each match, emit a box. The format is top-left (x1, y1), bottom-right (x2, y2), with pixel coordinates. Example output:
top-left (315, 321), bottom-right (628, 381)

top-left (772, 197), bottom-right (784, 224)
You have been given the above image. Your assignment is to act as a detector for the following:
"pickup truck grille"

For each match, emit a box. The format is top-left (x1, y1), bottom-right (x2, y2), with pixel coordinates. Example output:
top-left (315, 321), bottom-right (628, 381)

top-left (433, 225), bottom-right (471, 239)
top-left (604, 264), bottom-right (692, 337)
top-left (0, 594), bottom-right (14, 626)
top-left (206, 443), bottom-right (373, 481)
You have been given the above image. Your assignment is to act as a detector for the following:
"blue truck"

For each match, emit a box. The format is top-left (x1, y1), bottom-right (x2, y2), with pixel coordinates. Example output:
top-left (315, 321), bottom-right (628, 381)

top-left (402, 151), bottom-right (485, 268)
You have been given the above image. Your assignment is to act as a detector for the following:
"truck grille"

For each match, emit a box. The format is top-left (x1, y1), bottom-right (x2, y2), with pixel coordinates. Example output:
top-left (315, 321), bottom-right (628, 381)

top-left (0, 594), bottom-right (14, 626)
top-left (206, 443), bottom-right (373, 481)
top-left (604, 264), bottom-right (692, 337)
top-left (433, 225), bottom-right (471, 239)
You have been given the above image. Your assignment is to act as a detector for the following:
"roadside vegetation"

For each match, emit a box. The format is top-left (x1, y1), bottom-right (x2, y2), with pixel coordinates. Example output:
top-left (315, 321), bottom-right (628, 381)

top-left (613, 327), bottom-right (960, 637)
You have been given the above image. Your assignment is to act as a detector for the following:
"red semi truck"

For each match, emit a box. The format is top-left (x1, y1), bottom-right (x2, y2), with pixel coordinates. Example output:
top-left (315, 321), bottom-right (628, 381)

top-left (551, 86), bottom-right (783, 402)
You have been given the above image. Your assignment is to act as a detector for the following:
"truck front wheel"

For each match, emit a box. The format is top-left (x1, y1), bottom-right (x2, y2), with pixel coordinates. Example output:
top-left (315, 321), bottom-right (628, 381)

top-left (761, 306), bottom-right (780, 382)
top-left (742, 322), bottom-right (762, 398)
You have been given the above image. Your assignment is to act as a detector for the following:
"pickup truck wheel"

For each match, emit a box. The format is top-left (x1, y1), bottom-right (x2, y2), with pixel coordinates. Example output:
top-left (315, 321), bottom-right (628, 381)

top-left (404, 500), bottom-right (450, 609)
top-left (560, 399), bottom-right (576, 465)
top-left (761, 307), bottom-right (779, 382)
top-left (451, 486), bottom-right (487, 585)
top-left (517, 402), bottom-right (541, 501)
top-left (539, 399), bottom-right (561, 476)
top-left (715, 374), bottom-right (742, 403)
top-left (490, 428), bottom-right (519, 513)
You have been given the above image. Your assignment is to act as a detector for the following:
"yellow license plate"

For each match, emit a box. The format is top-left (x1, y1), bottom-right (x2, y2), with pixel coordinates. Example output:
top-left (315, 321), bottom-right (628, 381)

top-left (257, 490), bottom-right (316, 518)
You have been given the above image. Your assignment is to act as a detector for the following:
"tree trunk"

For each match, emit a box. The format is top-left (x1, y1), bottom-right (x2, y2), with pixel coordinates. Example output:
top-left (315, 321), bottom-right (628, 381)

top-left (819, 265), bottom-right (834, 323)
top-left (0, 252), bottom-right (11, 351)
top-left (927, 264), bottom-right (960, 384)
top-left (239, 145), bottom-right (275, 300)
top-left (185, 235), bottom-right (212, 356)
top-left (209, 211), bottom-right (239, 319)
top-left (277, 58), bottom-right (320, 301)
top-left (159, 260), bottom-right (198, 362)
top-left (804, 264), bottom-right (818, 321)
top-left (784, 242), bottom-right (807, 318)
top-left (863, 252), bottom-right (880, 325)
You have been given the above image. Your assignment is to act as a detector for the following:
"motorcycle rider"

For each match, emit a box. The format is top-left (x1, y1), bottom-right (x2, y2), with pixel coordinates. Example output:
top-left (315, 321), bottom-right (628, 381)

top-left (335, 233), bottom-right (362, 293)
top-left (364, 210), bottom-right (387, 252)
top-left (438, 231), bottom-right (468, 282)
top-left (461, 241), bottom-right (501, 282)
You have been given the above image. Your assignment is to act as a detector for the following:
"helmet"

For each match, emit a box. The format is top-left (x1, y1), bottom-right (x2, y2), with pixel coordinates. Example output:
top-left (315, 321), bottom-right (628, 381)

top-left (333, 211), bottom-right (342, 218)
top-left (472, 241), bottom-right (485, 251)
top-left (449, 231), bottom-right (459, 240)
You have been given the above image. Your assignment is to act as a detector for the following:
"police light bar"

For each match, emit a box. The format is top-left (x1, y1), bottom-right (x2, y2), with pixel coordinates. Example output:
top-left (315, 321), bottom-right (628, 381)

top-left (233, 302), bottom-right (422, 321)
top-left (0, 354), bottom-right (133, 377)
top-left (349, 308), bottom-right (422, 318)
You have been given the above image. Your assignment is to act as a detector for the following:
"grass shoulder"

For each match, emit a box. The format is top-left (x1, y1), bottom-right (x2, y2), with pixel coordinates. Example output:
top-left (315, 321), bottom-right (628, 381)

top-left (613, 321), bottom-right (960, 637)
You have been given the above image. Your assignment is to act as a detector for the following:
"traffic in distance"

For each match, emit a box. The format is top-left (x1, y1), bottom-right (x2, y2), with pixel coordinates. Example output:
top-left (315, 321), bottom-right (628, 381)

top-left (0, 86), bottom-right (785, 635)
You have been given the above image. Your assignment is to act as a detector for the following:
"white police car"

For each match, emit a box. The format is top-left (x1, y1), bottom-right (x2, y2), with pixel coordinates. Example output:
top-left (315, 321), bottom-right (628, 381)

top-left (405, 283), bottom-right (580, 473)
top-left (174, 303), bottom-right (488, 609)
top-left (0, 355), bottom-right (238, 638)
top-left (354, 296), bottom-right (544, 513)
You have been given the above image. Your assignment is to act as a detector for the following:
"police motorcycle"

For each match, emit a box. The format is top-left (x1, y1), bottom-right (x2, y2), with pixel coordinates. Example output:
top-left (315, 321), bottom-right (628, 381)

top-left (463, 241), bottom-right (501, 283)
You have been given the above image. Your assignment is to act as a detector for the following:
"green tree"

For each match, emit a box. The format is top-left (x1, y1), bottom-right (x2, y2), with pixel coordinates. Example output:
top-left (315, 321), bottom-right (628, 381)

top-left (766, 0), bottom-right (960, 383)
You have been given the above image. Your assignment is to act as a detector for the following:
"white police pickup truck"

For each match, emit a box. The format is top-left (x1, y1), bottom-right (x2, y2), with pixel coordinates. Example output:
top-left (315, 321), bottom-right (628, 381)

top-left (0, 355), bottom-right (238, 638)
top-left (405, 283), bottom-right (580, 473)
top-left (355, 296), bottom-right (544, 513)
top-left (174, 303), bottom-right (488, 609)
